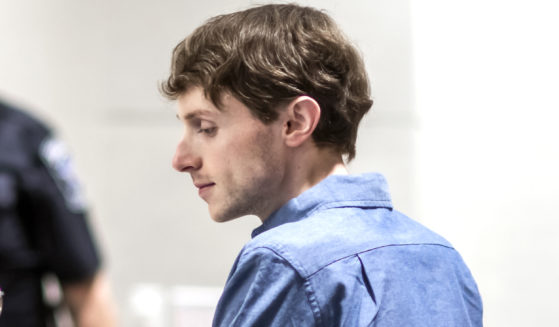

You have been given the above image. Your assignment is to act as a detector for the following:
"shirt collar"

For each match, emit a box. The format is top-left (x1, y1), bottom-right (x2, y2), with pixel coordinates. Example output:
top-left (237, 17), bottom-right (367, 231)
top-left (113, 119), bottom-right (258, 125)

top-left (252, 172), bottom-right (393, 238)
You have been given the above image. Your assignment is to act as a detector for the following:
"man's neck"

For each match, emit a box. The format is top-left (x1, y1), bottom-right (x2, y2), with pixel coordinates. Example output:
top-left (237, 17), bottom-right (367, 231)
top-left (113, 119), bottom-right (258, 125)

top-left (259, 147), bottom-right (347, 222)
top-left (302, 158), bottom-right (348, 191)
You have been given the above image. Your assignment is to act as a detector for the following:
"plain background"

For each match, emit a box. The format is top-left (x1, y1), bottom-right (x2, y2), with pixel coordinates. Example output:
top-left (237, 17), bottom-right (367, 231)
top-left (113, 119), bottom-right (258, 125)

top-left (1, 0), bottom-right (558, 325)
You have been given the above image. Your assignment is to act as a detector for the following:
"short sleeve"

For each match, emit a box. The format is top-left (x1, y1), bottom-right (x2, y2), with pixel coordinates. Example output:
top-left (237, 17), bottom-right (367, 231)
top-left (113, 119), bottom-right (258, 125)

top-left (213, 247), bottom-right (317, 327)
top-left (21, 135), bottom-right (100, 282)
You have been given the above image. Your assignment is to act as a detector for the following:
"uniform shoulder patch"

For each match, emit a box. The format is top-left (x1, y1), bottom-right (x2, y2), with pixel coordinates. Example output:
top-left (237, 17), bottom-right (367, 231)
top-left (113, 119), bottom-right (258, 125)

top-left (39, 137), bottom-right (87, 212)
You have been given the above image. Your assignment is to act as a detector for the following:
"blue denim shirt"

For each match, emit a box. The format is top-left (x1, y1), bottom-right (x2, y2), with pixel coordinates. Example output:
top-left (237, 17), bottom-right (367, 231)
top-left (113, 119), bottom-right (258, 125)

top-left (213, 173), bottom-right (483, 326)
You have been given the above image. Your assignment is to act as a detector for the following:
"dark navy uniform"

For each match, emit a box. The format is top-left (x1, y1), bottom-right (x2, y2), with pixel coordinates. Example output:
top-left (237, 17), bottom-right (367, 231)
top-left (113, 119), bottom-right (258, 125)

top-left (0, 101), bottom-right (100, 326)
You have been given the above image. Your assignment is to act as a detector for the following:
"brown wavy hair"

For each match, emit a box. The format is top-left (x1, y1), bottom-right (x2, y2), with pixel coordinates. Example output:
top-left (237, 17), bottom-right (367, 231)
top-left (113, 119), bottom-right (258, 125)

top-left (161, 4), bottom-right (373, 160)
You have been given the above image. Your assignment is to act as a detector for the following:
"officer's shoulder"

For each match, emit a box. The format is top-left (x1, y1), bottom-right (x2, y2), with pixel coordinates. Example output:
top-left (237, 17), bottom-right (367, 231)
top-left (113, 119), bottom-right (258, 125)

top-left (0, 101), bottom-right (51, 141)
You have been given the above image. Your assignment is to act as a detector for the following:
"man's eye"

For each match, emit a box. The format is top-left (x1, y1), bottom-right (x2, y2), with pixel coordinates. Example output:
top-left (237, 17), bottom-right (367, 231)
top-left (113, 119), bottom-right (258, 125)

top-left (198, 127), bottom-right (217, 135)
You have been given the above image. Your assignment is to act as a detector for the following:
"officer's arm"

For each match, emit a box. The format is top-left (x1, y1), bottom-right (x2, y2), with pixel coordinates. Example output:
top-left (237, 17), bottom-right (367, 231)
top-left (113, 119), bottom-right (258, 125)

top-left (34, 137), bottom-right (117, 326)
top-left (62, 271), bottom-right (118, 327)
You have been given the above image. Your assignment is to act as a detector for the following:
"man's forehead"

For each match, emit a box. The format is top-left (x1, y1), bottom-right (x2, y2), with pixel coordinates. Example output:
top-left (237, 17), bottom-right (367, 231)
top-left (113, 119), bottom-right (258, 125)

top-left (176, 88), bottom-right (220, 118)
top-left (176, 88), bottom-right (247, 120)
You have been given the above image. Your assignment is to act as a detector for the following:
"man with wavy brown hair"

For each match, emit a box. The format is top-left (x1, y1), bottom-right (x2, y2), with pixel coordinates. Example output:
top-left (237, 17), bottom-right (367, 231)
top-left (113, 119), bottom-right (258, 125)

top-left (164, 4), bottom-right (482, 326)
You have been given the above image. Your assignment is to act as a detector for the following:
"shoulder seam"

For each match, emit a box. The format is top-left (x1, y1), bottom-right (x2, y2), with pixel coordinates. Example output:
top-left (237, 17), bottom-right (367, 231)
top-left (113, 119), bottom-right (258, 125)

top-left (237, 245), bottom-right (323, 325)
top-left (240, 245), bottom-right (310, 278)
top-left (308, 243), bottom-right (456, 278)
top-left (303, 278), bottom-right (324, 326)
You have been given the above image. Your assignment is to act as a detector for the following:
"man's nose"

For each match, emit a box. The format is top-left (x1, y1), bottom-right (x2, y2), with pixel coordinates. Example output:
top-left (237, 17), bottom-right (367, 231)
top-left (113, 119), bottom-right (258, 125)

top-left (172, 139), bottom-right (201, 172)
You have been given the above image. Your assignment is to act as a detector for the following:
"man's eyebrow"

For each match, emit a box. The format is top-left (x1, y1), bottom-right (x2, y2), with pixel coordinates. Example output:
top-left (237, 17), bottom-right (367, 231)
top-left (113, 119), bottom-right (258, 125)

top-left (176, 109), bottom-right (215, 121)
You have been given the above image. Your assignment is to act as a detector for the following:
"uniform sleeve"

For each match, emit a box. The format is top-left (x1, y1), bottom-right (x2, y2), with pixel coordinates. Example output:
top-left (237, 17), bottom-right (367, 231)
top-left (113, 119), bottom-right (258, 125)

top-left (21, 136), bottom-right (100, 283)
top-left (213, 247), bottom-right (318, 327)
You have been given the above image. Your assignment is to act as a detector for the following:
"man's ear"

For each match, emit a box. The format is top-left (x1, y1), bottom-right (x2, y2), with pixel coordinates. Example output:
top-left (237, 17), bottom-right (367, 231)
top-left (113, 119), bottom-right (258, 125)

top-left (283, 96), bottom-right (321, 148)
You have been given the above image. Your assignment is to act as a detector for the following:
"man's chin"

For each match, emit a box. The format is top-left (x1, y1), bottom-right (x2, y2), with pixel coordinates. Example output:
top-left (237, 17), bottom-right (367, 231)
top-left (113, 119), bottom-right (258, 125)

top-left (210, 215), bottom-right (234, 223)
top-left (208, 207), bottom-right (243, 223)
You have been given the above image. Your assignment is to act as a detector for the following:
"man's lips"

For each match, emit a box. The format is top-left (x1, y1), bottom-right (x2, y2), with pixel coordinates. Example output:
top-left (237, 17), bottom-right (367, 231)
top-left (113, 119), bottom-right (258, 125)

top-left (194, 182), bottom-right (215, 189)
top-left (195, 182), bottom-right (215, 198)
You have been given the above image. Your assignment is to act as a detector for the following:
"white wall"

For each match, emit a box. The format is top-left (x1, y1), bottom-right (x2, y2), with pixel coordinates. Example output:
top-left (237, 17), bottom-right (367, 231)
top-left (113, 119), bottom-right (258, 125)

top-left (411, 1), bottom-right (559, 326)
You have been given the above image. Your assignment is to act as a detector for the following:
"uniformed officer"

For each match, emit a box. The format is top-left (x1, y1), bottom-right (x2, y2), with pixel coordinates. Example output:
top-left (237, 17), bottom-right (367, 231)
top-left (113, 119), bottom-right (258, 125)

top-left (0, 100), bottom-right (116, 326)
